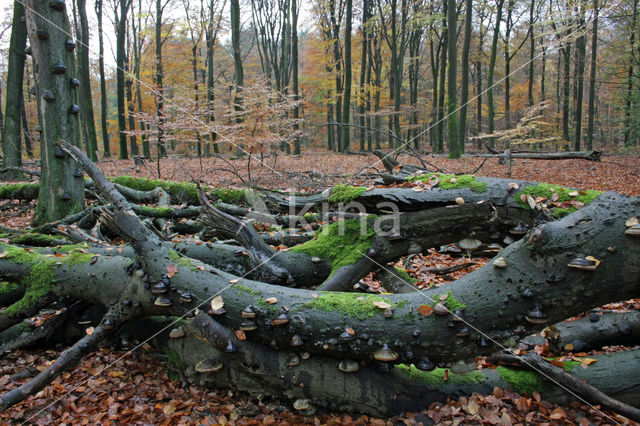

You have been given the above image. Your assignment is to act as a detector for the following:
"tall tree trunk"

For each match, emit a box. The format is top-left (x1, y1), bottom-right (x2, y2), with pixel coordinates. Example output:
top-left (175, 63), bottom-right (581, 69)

top-left (528, 0), bottom-right (535, 106)
top-left (437, 27), bottom-right (447, 153)
top-left (446, 0), bottom-right (459, 157)
top-left (95, 0), bottom-right (111, 158)
top-left (586, 0), bottom-right (598, 150)
top-left (132, 0), bottom-right (149, 158)
top-left (503, 0), bottom-right (513, 129)
top-left (155, 0), bottom-right (166, 158)
top-left (75, 0), bottom-right (98, 161)
top-left (116, 0), bottom-right (129, 159)
top-left (624, 0), bottom-right (638, 146)
top-left (125, 32), bottom-right (138, 156)
top-left (21, 96), bottom-right (33, 158)
top-left (358, 0), bottom-right (369, 151)
top-left (342, 0), bottom-right (353, 152)
top-left (573, 3), bottom-right (586, 151)
top-left (540, 26), bottom-right (546, 100)
top-left (205, 0), bottom-right (220, 155)
top-left (25, 0), bottom-right (85, 224)
top-left (458, 0), bottom-right (472, 154)
top-left (372, 36), bottom-right (382, 149)
top-left (562, 40), bottom-right (572, 146)
top-left (292, 0), bottom-right (301, 155)
top-left (330, 0), bottom-right (343, 152)
top-left (1, 0), bottom-right (27, 177)
top-left (487, 0), bottom-right (505, 143)
top-left (231, 0), bottom-right (245, 157)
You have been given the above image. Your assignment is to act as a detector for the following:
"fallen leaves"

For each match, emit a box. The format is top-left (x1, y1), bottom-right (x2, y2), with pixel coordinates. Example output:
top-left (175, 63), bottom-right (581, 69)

top-left (417, 305), bottom-right (433, 317)
top-left (166, 264), bottom-right (178, 278)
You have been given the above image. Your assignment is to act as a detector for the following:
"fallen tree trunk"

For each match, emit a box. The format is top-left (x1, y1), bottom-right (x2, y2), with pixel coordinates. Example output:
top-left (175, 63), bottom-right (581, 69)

top-left (481, 147), bottom-right (603, 162)
top-left (0, 143), bottom-right (638, 417)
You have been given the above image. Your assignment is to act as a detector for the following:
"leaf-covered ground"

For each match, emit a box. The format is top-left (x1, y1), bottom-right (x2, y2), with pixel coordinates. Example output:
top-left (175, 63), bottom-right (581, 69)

top-left (0, 152), bottom-right (639, 424)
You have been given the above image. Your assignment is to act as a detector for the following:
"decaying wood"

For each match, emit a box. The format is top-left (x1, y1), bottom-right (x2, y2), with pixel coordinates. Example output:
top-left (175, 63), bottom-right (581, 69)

top-left (0, 140), bottom-right (638, 417)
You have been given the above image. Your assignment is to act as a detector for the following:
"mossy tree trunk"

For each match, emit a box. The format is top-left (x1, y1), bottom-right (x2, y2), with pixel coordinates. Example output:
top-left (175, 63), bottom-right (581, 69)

top-left (25, 0), bottom-right (85, 225)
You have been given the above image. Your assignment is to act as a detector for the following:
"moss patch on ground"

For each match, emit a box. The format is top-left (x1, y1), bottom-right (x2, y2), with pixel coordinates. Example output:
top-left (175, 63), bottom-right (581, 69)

top-left (515, 183), bottom-right (601, 218)
top-left (497, 366), bottom-right (545, 395)
top-left (328, 185), bottom-right (367, 203)
top-left (407, 173), bottom-right (488, 193)
top-left (395, 364), bottom-right (486, 386)
top-left (290, 218), bottom-right (375, 273)
top-left (303, 292), bottom-right (397, 320)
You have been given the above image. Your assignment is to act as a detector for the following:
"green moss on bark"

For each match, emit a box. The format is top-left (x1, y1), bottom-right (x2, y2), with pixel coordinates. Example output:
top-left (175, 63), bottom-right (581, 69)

top-left (394, 267), bottom-right (419, 284)
top-left (303, 292), bottom-right (396, 320)
top-left (515, 184), bottom-right (601, 218)
top-left (111, 176), bottom-right (245, 204)
top-left (12, 233), bottom-right (66, 247)
top-left (0, 243), bottom-right (93, 316)
top-left (0, 182), bottom-right (40, 199)
top-left (166, 348), bottom-right (188, 369)
top-left (497, 366), bottom-right (545, 395)
top-left (290, 218), bottom-right (375, 273)
top-left (407, 173), bottom-right (487, 193)
top-left (0, 282), bottom-right (20, 294)
top-left (431, 291), bottom-right (466, 310)
top-left (395, 364), bottom-right (486, 385)
top-left (328, 185), bottom-right (367, 203)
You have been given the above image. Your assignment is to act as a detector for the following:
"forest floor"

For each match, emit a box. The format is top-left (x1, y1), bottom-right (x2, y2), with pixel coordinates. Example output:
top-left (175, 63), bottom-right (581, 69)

top-left (0, 151), bottom-right (639, 424)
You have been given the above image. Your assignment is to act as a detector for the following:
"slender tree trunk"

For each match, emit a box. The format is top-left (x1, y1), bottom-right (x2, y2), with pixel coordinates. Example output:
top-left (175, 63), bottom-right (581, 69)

top-left (132, 0), bottom-right (148, 158)
top-left (487, 0), bottom-right (505, 143)
top-left (206, 0), bottom-right (219, 155)
top-left (586, 0), bottom-right (598, 150)
top-left (24, 0), bottom-right (85, 224)
top-left (155, 0), bottom-right (166, 158)
top-left (373, 37), bottom-right (382, 150)
top-left (96, 0), bottom-right (111, 157)
top-left (116, 0), bottom-right (129, 159)
top-left (1, 0), bottom-right (27, 176)
top-left (330, 0), bottom-right (343, 152)
top-left (562, 41), bottom-right (572, 146)
top-left (125, 37), bottom-right (138, 156)
top-left (503, 0), bottom-right (513, 129)
top-left (458, 0), bottom-right (472, 154)
top-left (446, 0), bottom-right (459, 157)
top-left (540, 27), bottom-right (546, 100)
top-left (21, 96), bottom-right (33, 158)
top-left (75, 0), bottom-right (98, 161)
top-left (573, 3), bottom-right (586, 151)
top-left (624, 0), bottom-right (638, 146)
top-left (292, 0), bottom-right (301, 155)
top-left (358, 0), bottom-right (369, 151)
top-left (528, 0), bottom-right (535, 106)
top-left (342, 0), bottom-right (353, 152)
top-left (327, 100), bottom-right (335, 150)
top-left (231, 0), bottom-right (245, 156)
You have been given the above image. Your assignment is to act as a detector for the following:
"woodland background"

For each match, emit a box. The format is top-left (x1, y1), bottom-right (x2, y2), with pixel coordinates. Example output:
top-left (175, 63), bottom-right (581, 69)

top-left (1, 0), bottom-right (640, 161)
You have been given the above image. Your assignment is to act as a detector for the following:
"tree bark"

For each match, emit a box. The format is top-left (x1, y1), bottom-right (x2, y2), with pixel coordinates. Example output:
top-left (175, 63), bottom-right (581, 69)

top-left (75, 0), bottom-right (98, 161)
top-left (586, 0), bottom-right (598, 150)
top-left (458, 0), bottom-right (472, 154)
top-left (116, 0), bottom-right (130, 159)
top-left (487, 0), bottom-right (505, 144)
top-left (1, 0), bottom-right (28, 178)
top-left (95, 0), bottom-right (111, 158)
top-left (25, 0), bottom-right (85, 225)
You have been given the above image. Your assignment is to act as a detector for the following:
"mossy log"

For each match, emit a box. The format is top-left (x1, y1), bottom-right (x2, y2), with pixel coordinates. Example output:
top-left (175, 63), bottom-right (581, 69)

top-left (0, 142), bottom-right (638, 416)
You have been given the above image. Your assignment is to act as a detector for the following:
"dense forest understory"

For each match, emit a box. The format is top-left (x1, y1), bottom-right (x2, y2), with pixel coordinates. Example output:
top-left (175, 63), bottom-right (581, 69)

top-left (0, 151), bottom-right (638, 424)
